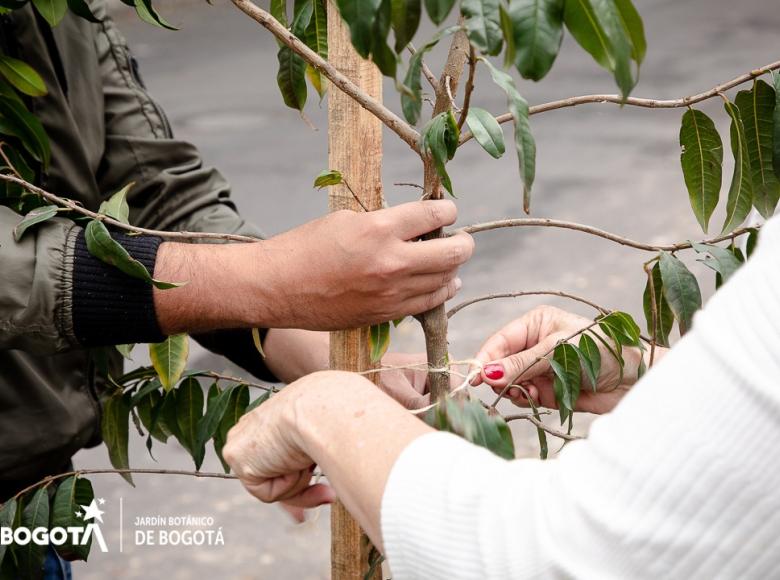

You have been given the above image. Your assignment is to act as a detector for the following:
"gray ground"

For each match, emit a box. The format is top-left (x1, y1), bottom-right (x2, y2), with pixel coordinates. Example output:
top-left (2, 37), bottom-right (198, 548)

top-left (72, 0), bottom-right (780, 577)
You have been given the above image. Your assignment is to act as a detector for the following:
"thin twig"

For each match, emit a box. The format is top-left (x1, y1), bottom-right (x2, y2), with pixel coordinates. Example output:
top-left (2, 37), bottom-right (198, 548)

top-left (457, 217), bottom-right (759, 252)
top-left (196, 371), bottom-right (280, 393)
top-left (447, 290), bottom-right (609, 319)
top-left (457, 45), bottom-right (476, 131)
top-left (460, 59), bottom-right (780, 145)
top-left (342, 178), bottom-right (369, 212)
top-left (231, 0), bottom-right (420, 153)
top-left (407, 43), bottom-right (438, 91)
top-left (393, 181), bottom-right (425, 190)
top-left (444, 75), bottom-right (461, 113)
top-left (503, 413), bottom-right (583, 441)
top-left (1, 173), bottom-right (261, 243)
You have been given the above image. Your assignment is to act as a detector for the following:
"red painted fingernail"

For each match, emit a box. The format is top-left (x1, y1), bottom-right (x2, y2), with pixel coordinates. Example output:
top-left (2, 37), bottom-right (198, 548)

top-left (484, 364), bottom-right (504, 380)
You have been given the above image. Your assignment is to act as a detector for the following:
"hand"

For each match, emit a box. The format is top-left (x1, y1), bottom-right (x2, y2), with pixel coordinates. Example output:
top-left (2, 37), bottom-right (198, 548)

top-left (379, 352), bottom-right (432, 409)
top-left (472, 306), bottom-right (660, 414)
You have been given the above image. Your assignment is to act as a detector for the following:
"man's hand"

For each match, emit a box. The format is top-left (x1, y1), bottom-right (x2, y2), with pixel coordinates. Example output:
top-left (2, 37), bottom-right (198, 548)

top-left (153, 200), bottom-right (473, 334)
top-left (472, 305), bottom-right (664, 414)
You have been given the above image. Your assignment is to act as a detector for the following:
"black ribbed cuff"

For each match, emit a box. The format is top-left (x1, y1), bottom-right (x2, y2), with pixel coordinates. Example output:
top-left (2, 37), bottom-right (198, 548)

top-left (192, 328), bottom-right (279, 383)
top-left (72, 229), bottom-right (165, 346)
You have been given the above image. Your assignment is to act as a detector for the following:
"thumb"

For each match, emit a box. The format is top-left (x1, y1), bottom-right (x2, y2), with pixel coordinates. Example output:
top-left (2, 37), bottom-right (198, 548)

top-left (481, 335), bottom-right (558, 389)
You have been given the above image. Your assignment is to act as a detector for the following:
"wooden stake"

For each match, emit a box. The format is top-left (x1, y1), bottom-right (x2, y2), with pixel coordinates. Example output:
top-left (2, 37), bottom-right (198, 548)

top-left (327, 3), bottom-right (384, 579)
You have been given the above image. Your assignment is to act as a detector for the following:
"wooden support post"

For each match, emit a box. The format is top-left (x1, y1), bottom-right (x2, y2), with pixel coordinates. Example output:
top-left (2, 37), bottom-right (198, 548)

top-left (327, 3), bottom-right (384, 579)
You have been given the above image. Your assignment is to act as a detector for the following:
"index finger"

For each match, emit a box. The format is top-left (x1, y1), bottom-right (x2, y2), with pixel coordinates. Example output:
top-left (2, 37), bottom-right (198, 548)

top-left (379, 199), bottom-right (458, 240)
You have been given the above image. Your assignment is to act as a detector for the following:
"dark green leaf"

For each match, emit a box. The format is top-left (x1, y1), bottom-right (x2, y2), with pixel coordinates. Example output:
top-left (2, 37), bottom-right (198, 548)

top-left (336, 0), bottom-right (382, 57)
top-left (509, 0), bottom-right (564, 81)
top-left (134, 0), bottom-right (177, 30)
top-left (721, 98), bottom-right (754, 234)
top-left (481, 58), bottom-right (536, 211)
top-left (420, 110), bottom-right (460, 195)
top-left (214, 385), bottom-right (250, 473)
top-left (245, 390), bottom-right (272, 413)
top-left (424, 0), bottom-right (455, 24)
top-left (51, 477), bottom-right (94, 561)
top-left (691, 242), bottom-right (742, 286)
top-left (736, 80), bottom-right (780, 219)
top-left (658, 251), bottom-right (702, 336)
top-left (149, 334), bottom-right (189, 391)
top-left (427, 399), bottom-right (514, 459)
top-left (369, 322), bottom-right (391, 363)
top-left (577, 333), bottom-right (601, 391)
top-left (0, 499), bottom-right (17, 571)
top-left (462, 0), bottom-right (502, 55)
top-left (549, 343), bottom-right (580, 424)
top-left (136, 387), bottom-right (169, 443)
top-left (499, 3), bottom-right (516, 68)
top-left (276, 46), bottom-right (307, 110)
top-left (102, 392), bottom-right (133, 485)
top-left (17, 488), bottom-right (48, 579)
top-left (391, 0), bottom-right (421, 52)
top-left (0, 56), bottom-right (46, 97)
top-left (195, 385), bottom-right (235, 467)
top-left (0, 92), bottom-right (51, 168)
top-left (31, 0), bottom-right (67, 26)
top-left (465, 107), bottom-right (505, 158)
top-left (613, 0), bottom-right (645, 64)
top-left (303, 0), bottom-right (328, 98)
top-left (598, 311), bottom-right (640, 347)
top-left (271, 0), bottom-right (288, 27)
top-left (176, 377), bottom-right (205, 468)
top-left (746, 227), bottom-right (759, 258)
top-left (13, 205), bottom-right (58, 242)
top-left (370, 0), bottom-right (398, 78)
top-left (773, 72), bottom-right (780, 183)
top-left (66, 0), bottom-right (102, 22)
top-left (679, 108), bottom-right (723, 233)
top-left (642, 261), bottom-right (674, 347)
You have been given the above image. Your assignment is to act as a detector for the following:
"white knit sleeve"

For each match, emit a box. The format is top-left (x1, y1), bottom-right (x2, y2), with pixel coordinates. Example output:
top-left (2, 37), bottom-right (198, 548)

top-left (381, 217), bottom-right (780, 580)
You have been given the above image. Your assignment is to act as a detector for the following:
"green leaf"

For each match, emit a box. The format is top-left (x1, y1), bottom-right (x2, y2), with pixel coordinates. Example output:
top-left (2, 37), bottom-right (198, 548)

top-left (736, 80), bottom-right (780, 219)
top-left (598, 311), bottom-right (641, 347)
top-left (136, 388), bottom-right (169, 443)
top-left (508, 0), bottom-right (564, 81)
top-left (134, 0), bottom-right (177, 30)
top-left (465, 107), bottom-right (505, 159)
top-left (51, 477), bottom-right (94, 561)
top-left (0, 56), bottom-right (46, 97)
top-left (66, 0), bottom-right (102, 22)
top-left (773, 72), bottom-right (780, 183)
top-left (336, 0), bottom-right (382, 57)
top-left (176, 377), bottom-right (205, 468)
top-left (481, 58), bottom-right (536, 211)
top-left (613, 0), bottom-right (645, 64)
top-left (115, 343), bottom-right (134, 360)
top-left (563, 0), bottom-right (635, 98)
top-left (271, 0), bottom-right (288, 27)
top-left (420, 110), bottom-right (460, 195)
top-left (13, 204), bottom-right (58, 242)
top-left (391, 0), bottom-right (421, 52)
top-left (214, 385), bottom-right (250, 473)
top-left (462, 0), bottom-right (502, 55)
top-left (499, 3), bottom-right (516, 68)
top-left (304, 0), bottom-right (328, 98)
top-left (679, 109), bottom-right (723, 233)
top-left (746, 227), bottom-right (759, 258)
top-left (245, 390), bottom-right (272, 413)
top-left (314, 169), bottom-right (344, 188)
top-left (549, 342), bottom-right (581, 425)
top-left (0, 499), bottom-right (17, 571)
top-left (658, 251), bottom-right (702, 336)
top-left (276, 47), bottom-right (308, 112)
top-left (98, 182), bottom-right (132, 224)
top-left (642, 261), bottom-right (674, 347)
top-left (101, 392), bottom-right (133, 485)
top-left (369, 322), bottom-right (391, 363)
top-left (369, 0), bottom-right (398, 78)
top-left (17, 488), bottom-right (49, 579)
top-left (424, 0), bottom-right (456, 24)
top-left (577, 333), bottom-right (601, 392)
top-left (691, 242), bottom-right (743, 286)
top-left (195, 385), bottom-right (235, 467)
top-left (149, 334), bottom-right (189, 391)
top-left (0, 93), bottom-right (51, 168)
top-left (31, 0), bottom-right (67, 26)
top-left (427, 399), bottom-right (514, 459)
top-left (721, 98), bottom-right (754, 234)
top-left (85, 220), bottom-right (183, 289)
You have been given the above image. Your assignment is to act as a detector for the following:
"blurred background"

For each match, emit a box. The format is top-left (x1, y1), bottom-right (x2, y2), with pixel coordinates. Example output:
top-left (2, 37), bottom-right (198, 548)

top-left (73, 0), bottom-right (780, 577)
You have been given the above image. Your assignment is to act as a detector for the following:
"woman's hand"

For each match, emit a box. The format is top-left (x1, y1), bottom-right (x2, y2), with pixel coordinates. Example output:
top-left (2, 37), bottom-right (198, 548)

top-left (473, 305), bottom-right (664, 414)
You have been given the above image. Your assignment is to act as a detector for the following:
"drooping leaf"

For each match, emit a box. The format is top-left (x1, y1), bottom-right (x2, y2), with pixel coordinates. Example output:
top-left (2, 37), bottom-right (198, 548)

top-left (423, 0), bottom-right (456, 24)
top-left (17, 487), bottom-right (49, 579)
top-left (98, 182), bottom-right (132, 224)
top-left (746, 227), bottom-right (760, 258)
top-left (214, 385), bottom-right (250, 473)
top-left (679, 108), bottom-right (723, 233)
top-left (773, 72), bottom-right (780, 183)
top-left (31, 0), bottom-right (67, 26)
top-left (370, 0), bottom-right (398, 78)
top-left (0, 498), bottom-right (17, 571)
top-left (658, 251), bottom-right (702, 336)
top-left (508, 0), bottom-right (564, 82)
top-left (735, 80), bottom-right (780, 219)
top-left (102, 392), bottom-right (133, 485)
top-left (313, 169), bottom-right (344, 188)
top-left (0, 92), bottom-right (51, 168)
top-left (721, 98), bottom-right (754, 234)
top-left (691, 242), bottom-right (743, 286)
top-left (336, 0), bottom-right (382, 57)
top-left (149, 334), bottom-right (189, 392)
top-left (391, 0), bottom-right (421, 52)
top-left (303, 0), bottom-right (328, 98)
top-left (426, 398), bottom-right (514, 459)
top-left (462, 0), bottom-right (502, 56)
top-left (369, 322), bottom-right (391, 363)
top-left (480, 58), bottom-right (536, 211)
top-left (0, 56), bottom-right (46, 97)
top-left (276, 1), bottom-right (313, 111)
top-left (176, 377), bottom-right (205, 468)
top-left (51, 477), bottom-right (94, 561)
top-left (613, 0), bottom-right (645, 64)
top-left (465, 107), bottom-right (505, 159)
top-left (598, 311), bottom-right (641, 347)
top-left (549, 342), bottom-right (581, 425)
top-left (136, 388), bottom-right (169, 443)
top-left (66, 0), bottom-right (102, 22)
top-left (420, 110), bottom-right (460, 195)
top-left (642, 261), bottom-right (674, 347)
top-left (13, 205), bottom-right (58, 242)
top-left (270, 0), bottom-right (288, 27)
top-left (245, 390), bottom-right (272, 413)
top-left (577, 333), bottom-right (601, 391)
top-left (195, 384), bottom-right (235, 467)
top-left (134, 0), bottom-right (177, 30)
top-left (499, 3), bottom-right (516, 68)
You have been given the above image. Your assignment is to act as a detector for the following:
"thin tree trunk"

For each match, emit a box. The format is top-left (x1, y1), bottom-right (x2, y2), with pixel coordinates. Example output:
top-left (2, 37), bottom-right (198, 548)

top-left (327, 3), bottom-right (383, 579)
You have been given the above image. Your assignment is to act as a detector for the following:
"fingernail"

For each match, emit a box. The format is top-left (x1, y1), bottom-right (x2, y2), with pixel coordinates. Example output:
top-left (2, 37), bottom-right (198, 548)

top-left (484, 364), bottom-right (504, 380)
top-left (454, 277), bottom-right (462, 291)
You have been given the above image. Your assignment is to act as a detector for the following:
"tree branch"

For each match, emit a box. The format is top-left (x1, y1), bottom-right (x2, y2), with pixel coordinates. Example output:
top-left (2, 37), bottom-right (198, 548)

top-left (458, 217), bottom-right (759, 252)
top-left (460, 59), bottom-right (780, 145)
top-left (231, 0), bottom-right (421, 153)
top-left (447, 290), bottom-right (609, 318)
top-left (457, 45), bottom-right (476, 131)
top-left (503, 413), bottom-right (583, 441)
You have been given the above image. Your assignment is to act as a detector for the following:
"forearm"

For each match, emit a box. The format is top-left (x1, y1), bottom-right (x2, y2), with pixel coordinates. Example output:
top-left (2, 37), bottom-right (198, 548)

top-left (293, 375), bottom-right (433, 549)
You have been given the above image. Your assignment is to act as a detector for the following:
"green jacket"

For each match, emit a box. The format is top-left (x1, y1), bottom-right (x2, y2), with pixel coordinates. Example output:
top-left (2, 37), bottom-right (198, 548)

top-left (0, 2), bottom-right (267, 489)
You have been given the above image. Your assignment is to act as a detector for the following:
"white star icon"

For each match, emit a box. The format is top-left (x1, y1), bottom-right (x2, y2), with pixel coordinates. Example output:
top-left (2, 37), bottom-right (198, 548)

top-left (74, 511), bottom-right (83, 519)
top-left (98, 498), bottom-right (106, 505)
top-left (80, 499), bottom-right (105, 524)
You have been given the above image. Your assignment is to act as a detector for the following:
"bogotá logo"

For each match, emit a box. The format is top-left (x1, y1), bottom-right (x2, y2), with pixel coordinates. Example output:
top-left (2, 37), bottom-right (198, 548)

top-left (1, 491), bottom-right (109, 557)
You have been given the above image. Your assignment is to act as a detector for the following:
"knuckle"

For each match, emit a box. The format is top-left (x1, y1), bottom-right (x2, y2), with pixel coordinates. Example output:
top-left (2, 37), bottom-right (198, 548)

top-left (423, 201), bottom-right (444, 229)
